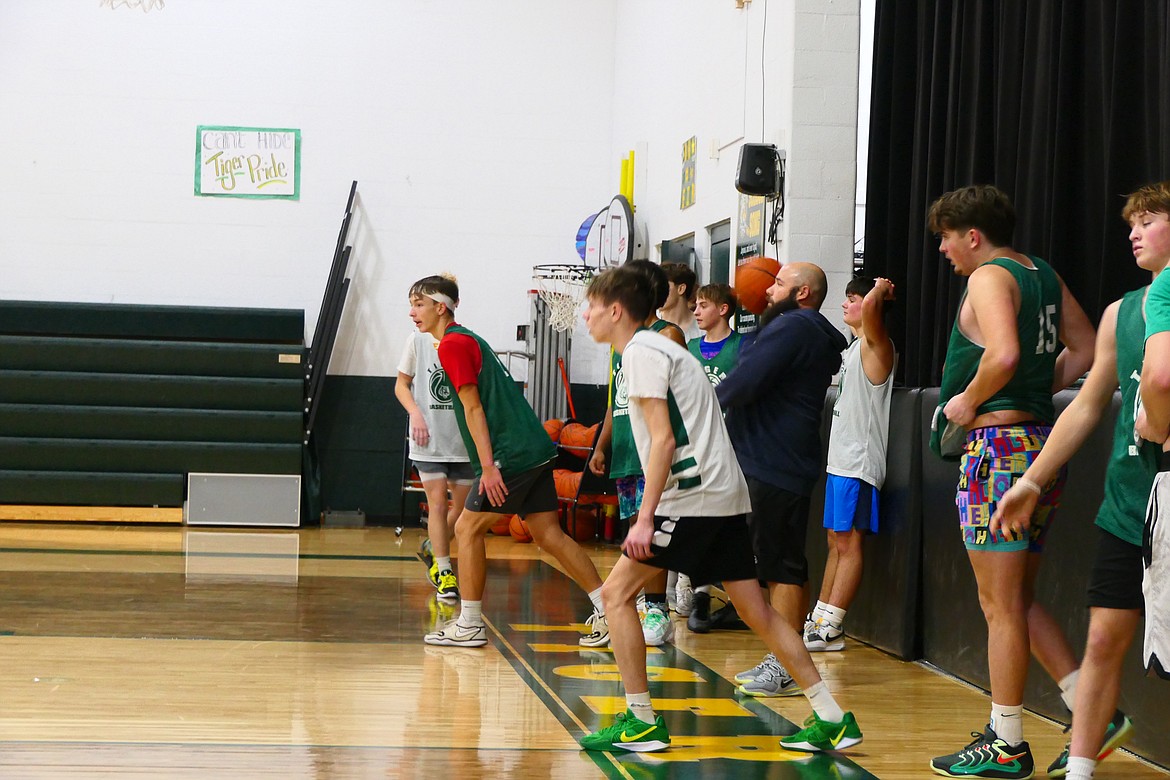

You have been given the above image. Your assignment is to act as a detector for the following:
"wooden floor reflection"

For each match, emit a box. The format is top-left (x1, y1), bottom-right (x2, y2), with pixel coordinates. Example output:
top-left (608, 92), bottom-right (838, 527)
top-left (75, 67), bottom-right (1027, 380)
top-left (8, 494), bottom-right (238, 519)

top-left (0, 524), bottom-right (1165, 779)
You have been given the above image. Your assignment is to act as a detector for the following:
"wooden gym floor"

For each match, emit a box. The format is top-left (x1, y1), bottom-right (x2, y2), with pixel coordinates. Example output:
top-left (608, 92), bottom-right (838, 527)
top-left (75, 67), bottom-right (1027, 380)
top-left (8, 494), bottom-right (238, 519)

top-left (0, 524), bottom-right (1166, 779)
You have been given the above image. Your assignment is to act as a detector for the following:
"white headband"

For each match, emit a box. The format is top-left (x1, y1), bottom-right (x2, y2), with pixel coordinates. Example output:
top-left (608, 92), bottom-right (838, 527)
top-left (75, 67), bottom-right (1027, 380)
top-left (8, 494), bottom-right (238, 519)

top-left (426, 292), bottom-right (456, 309)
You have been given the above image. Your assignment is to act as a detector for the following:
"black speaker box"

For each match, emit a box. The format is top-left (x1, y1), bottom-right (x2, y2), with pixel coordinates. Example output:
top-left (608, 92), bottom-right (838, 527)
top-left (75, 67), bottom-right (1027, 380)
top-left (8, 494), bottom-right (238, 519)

top-left (735, 143), bottom-right (779, 196)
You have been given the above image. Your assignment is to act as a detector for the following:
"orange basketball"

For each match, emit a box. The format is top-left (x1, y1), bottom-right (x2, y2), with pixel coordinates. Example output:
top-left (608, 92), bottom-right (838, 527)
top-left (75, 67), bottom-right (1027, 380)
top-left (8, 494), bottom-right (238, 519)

top-left (490, 514), bottom-right (513, 536)
top-left (553, 468), bottom-right (583, 499)
top-left (543, 418), bottom-right (566, 442)
top-left (565, 506), bottom-right (597, 541)
top-left (559, 422), bottom-right (598, 456)
top-left (734, 256), bottom-right (780, 315)
top-left (509, 514), bottom-right (534, 543)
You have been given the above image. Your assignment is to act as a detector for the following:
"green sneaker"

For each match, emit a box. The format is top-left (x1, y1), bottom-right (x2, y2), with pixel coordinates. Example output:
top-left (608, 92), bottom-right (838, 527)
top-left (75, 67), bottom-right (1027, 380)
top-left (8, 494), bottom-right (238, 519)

top-left (580, 709), bottom-right (670, 753)
top-left (1047, 709), bottom-right (1133, 777)
top-left (930, 726), bottom-right (1033, 778)
top-left (781, 711), bottom-right (863, 752)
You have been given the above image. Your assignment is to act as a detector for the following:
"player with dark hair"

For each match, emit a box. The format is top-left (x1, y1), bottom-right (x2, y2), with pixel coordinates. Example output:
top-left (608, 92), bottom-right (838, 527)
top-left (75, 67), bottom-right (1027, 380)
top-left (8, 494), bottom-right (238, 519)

top-left (589, 260), bottom-right (687, 647)
top-left (578, 266), bottom-right (863, 755)
top-left (805, 276), bottom-right (896, 652)
top-left (660, 261), bottom-right (700, 341)
top-left (927, 185), bottom-right (1096, 778)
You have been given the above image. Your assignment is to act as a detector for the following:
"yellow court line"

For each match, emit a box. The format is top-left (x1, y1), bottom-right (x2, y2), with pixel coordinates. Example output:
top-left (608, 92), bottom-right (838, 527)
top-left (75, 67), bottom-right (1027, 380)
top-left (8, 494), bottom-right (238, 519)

top-left (484, 616), bottom-right (636, 780)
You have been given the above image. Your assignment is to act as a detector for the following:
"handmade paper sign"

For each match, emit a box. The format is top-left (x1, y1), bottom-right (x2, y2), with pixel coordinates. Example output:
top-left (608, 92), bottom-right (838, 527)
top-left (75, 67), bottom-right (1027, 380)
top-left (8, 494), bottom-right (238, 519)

top-left (196, 126), bottom-right (301, 199)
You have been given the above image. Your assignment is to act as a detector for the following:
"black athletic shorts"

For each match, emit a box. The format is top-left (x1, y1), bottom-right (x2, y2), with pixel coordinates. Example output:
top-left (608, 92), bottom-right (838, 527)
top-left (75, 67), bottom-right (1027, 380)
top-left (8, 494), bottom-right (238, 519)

top-left (746, 476), bottom-right (811, 585)
top-left (629, 513), bottom-right (758, 587)
top-left (464, 459), bottom-right (558, 517)
top-left (1086, 526), bottom-right (1145, 611)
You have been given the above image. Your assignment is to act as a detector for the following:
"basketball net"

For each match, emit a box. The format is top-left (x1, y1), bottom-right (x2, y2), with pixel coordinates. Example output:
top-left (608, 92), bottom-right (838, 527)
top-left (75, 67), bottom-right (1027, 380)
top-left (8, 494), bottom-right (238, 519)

top-left (100, 0), bottom-right (165, 11)
top-left (533, 265), bottom-right (591, 332)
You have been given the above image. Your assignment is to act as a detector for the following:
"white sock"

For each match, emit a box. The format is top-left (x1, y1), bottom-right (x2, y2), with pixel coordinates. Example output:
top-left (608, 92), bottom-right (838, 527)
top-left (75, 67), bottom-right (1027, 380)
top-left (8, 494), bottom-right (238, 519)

top-left (588, 587), bottom-right (605, 615)
top-left (1058, 669), bottom-right (1080, 712)
top-left (676, 572), bottom-right (692, 589)
top-left (990, 703), bottom-right (1024, 746)
top-left (804, 681), bottom-right (845, 723)
top-left (813, 600), bottom-right (830, 622)
top-left (626, 690), bottom-right (656, 722)
top-left (822, 603), bottom-right (847, 629)
top-left (459, 600), bottom-right (483, 626)
top-left (695, 584), bottom-right (711, 594)
top-left (436, 555), bottom-right (452, 573)
top-left (1066, 756), bottom-right (1096, 780)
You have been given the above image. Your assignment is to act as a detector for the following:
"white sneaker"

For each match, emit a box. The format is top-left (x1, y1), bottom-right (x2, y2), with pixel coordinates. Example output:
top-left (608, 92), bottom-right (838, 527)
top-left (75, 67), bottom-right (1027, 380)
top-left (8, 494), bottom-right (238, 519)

top-left (737, 659), bottom-right (803, 697)
top-left (424, 619), bottom-right (487, 647)
top-left (804, 620), bottom-right (845, 652)
top-left (733, 653), bottom-right (778, 684)
top-left (675, 583), bottom-right (695, 617)
top-left (641, 605), bottom-right (674, 646)
top-left (579, 610), bottom-right (610, 647)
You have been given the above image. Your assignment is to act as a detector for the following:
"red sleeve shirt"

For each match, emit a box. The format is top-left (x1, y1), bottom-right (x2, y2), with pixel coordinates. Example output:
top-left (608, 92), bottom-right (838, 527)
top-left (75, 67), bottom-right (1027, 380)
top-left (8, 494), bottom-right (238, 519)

top-left (437, 329), bottom-right (482, 391)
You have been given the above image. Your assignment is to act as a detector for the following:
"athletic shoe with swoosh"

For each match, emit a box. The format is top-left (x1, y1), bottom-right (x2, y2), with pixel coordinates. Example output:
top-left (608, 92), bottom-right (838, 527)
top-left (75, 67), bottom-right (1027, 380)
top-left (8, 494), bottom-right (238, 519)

top-left (1046, 709), bottom-right (1132, 777)
top-left (930, 725), bottom-right (1035, 778)
top-left (423, 619), bottom-right (487, 647)
top-left (579, 709), bottom-right (671, 753)
top-left (780, 711), bottom-right (863, 752)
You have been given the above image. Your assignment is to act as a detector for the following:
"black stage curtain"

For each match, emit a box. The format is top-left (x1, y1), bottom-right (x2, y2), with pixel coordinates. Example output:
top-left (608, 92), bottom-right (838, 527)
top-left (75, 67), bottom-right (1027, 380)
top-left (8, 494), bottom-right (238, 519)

top-left (865, 1), bottom-right (1170, 386)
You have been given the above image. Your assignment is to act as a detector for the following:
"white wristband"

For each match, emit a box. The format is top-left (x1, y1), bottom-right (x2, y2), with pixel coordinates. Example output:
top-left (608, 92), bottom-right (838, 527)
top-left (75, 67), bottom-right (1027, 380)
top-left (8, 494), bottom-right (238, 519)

top-left (1016, 476), bottom-right (1043, 496)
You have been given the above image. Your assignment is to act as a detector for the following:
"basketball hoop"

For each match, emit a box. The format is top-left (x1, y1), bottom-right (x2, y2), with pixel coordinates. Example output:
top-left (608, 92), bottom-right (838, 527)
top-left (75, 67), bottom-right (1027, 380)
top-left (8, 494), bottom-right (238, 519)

top-left (533, 264), bottom-right (592, 332)
top-left (100, 0), bottom-right (165, 11)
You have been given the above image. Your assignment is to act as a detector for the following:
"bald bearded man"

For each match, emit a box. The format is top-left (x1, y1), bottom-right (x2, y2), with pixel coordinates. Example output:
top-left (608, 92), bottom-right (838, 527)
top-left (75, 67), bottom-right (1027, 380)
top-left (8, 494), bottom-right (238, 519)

top-left (716, 261), bottom-right (849, 697)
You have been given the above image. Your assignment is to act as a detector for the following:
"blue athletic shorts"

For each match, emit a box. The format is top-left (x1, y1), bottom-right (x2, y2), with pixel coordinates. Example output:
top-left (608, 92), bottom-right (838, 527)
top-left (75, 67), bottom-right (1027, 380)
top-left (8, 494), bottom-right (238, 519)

top-left (823, 474), bottom-right (879, 534)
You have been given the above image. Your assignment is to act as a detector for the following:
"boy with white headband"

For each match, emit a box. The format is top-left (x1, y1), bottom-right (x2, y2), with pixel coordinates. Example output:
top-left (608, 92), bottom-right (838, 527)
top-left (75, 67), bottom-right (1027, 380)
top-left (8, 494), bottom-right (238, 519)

top-left (396, 276), bottom-right (474, 602)
top-left (409, 275), bottom-right (610, 648)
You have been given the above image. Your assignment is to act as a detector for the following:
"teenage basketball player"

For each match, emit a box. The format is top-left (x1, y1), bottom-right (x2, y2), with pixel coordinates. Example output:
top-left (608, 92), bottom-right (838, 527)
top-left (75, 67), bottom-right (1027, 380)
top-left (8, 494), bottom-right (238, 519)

top-left (805, 276), bottom-right (896, 652)
top-left (408, 275), bottom-right (609, 649)
top-left (578, 266), bottom-right (862, 754)
top-left (927, 185), bottom-right (1096, 779)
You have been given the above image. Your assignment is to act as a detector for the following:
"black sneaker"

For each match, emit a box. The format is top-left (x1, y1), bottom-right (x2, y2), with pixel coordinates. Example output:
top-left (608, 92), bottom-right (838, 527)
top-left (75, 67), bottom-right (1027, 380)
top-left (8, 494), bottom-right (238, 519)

top-left (709, 601), bottom-right (749, 630)
top-left (930, 725), bottom-right (1034, 779)
top-left (687, 591), bottom-right (712, 633)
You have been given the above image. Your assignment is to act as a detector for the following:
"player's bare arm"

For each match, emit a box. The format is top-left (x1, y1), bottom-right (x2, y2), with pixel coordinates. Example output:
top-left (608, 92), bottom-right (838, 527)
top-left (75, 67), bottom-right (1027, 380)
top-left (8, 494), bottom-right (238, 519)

top-left (859, 277), bottom-right (896, 385)
top-left (589, 406), bottom-right (613, 476)
top-left (456, 384), bottom-right (508, 506)
top-left (1139, 330), bottom-right (1170, 444)
top-left (1051, 275), bottom-right (1097, 392)
top-left (623, 395), bottom-right (675, 561)
top-left (991, 301), bottom-right (1120, 538)
top-left (395, 371), bottom-right (430, 446)
top-left (943, 264), bottom-right (1020, 426)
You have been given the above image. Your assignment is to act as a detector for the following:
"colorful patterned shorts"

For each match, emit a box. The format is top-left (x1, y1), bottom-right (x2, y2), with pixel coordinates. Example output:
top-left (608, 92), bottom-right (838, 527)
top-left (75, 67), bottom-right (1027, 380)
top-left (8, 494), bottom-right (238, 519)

top-left (616, 475), bottom-right (645, 522)
top-left (956, 424), bottom-right (1066, 552)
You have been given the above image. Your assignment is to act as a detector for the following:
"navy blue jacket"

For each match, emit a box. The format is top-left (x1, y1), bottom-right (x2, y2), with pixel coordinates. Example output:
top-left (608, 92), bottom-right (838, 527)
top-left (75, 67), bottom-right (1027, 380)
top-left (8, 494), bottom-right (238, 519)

top-left (716, 308), bottom-right (847, 496)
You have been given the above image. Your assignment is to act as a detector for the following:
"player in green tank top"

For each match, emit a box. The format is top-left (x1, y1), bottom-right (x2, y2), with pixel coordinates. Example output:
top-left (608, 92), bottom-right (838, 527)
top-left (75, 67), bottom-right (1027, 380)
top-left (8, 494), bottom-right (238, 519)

top-left (926, 185), bottom-right (1097, 779)
top-left (993, 181), bottom-right (1170, 779)
top-left (407, 275), bottom-right (609, 652)
top-left (688, 284), bottom-right (743, 386)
